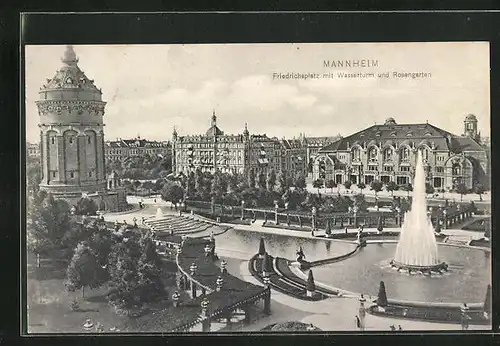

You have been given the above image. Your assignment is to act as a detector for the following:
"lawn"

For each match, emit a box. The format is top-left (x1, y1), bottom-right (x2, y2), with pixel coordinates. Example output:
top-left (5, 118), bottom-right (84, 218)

top-left (27, 252), bottom-right (180, 333)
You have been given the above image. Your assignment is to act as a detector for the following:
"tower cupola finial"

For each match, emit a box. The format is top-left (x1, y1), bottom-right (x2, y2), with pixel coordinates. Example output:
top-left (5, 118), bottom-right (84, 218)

top-left (62, 45), bottom-right (79, 66)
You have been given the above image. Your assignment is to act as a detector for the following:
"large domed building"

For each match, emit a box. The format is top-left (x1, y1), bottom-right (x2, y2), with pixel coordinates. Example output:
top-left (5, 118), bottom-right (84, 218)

top-left (36, 45), bottom-right (127, 211)
top-left (313, 116), bottom-right (489, 191)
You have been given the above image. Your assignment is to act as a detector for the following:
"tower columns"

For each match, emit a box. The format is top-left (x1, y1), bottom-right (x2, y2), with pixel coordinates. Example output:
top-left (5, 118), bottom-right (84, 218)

top-left (41, 132), bottom-right (49, 184)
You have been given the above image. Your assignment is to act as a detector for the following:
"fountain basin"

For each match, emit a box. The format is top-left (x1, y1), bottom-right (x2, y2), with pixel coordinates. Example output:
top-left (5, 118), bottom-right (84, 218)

top-left (389, 260), bottom-right (449, 275)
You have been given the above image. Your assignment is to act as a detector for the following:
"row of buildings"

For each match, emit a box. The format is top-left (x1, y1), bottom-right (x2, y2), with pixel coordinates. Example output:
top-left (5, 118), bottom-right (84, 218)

top-left (171, 111), bottom-right (339, 177)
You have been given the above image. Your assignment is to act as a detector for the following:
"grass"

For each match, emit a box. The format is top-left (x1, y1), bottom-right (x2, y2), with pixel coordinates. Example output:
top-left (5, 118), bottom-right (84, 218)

top-left (27, 252), bottom-right (179, 333)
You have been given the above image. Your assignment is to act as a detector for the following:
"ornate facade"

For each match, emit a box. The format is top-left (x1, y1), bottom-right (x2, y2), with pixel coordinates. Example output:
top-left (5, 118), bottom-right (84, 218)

top-left (313, 116), bottom-right (489, 191)
top-left (172, 112), bottom-right (282, 175)
top-left (36, 45), bottom-right (127, 210)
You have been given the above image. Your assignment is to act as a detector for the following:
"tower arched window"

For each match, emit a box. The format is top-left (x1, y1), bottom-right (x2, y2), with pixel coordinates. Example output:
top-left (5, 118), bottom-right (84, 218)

top-left (51, 137), bottom-right (55, 145)
top-left (87, 136), bottom-right (91, 144)
top-left (421, 148), bottom-right (429, 160)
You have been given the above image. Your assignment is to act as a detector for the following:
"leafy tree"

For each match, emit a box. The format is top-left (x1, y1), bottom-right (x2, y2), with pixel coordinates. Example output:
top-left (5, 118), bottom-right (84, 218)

top-left (377, 216), bottom-right (384, 232)
top-left (425, 183), bottom-right (435, 196)
top-left (136, 232), bottom-right (165, 303)
top-left (343, 180), bottom-right (352, 191)
top-left (386, 181), bottom-right (399, 197)
top-left (294, 174), bottom-right (307, 190)
top-left (247, 169), bottom-right (256, 189)
top-left (403, 183), bottom-right (413, 197)
top-left (276, 170), bottom-right (288, 195)
top-left (160, 182), bottom-right (184, 205)
top-left (312, 179), bottom-right (324, 193)
top-left (357, 182), bottom-right (366, 195)
top-left (142, 181), bottom-right (156, 197)
top-left (211, 172), bottom-right (225, 201)
top-left (370, 180), bottom-right (383, 198)
top-left (353, 194), bottom-right (368, 213)
top-left (266, 169), bottom-right (277, 192)
top-left (26, 156), bottom-right (41, 195)
top-left (258, 172), bottom-right (266, 189)
top-left (228, 173), bottom-right (240, 194)
top-left (325, 179), bottom-right (336, 193)
top-left (194, 168), bottom-right (204, 197)
top-left (455, 183), bottom-right (468, 202)
top-left (65, 242), bottom-right (105, 298)
top-left (27, 203), bottom-right (54, 267)
top-left (473, 183), bottom-right (486, 202)
top-left (75, 197), bottom-right (98, 216)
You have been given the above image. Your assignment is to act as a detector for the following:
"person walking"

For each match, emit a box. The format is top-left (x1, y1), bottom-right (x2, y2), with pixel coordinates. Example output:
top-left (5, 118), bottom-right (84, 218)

top-left (398, 325), bottom-right (402, 331)
top-left (461, 303), bottom-right (470, 330)
top-left (355, 315), bottom-right (362, 331)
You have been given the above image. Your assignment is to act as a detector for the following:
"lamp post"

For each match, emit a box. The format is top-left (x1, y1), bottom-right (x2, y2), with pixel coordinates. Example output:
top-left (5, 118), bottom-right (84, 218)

top-left (311, 206), bottom-right (317, 236)
top-left (274, 200), bottom-right (279, 225)
top-left (353, 205), bottom-right (359, 228)
top-left (395, 207), bottom-right (401, 227)
top-left (241, 200), bottom-right (245, 220)
top-left (443, 209), bottom-right (447, 229)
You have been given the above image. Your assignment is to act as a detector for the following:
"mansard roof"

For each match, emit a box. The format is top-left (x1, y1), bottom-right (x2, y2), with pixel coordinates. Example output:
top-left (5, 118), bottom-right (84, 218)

top-left (319, 122), bottom-right (484, 153)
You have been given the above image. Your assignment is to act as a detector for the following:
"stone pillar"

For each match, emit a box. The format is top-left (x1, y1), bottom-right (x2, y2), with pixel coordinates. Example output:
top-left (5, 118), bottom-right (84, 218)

top-left (201, 298), bottom-right (210, 332)
top-left (191, 281), bottom-right (197, 299)
top-left (241, 201), bottom-right (245, 220)
top-left (243, 305), bottom-right (251, 325)
top-left (41, 132), bottom-right (49, 184)
top-left (263, 289), bottom-right (271, 315)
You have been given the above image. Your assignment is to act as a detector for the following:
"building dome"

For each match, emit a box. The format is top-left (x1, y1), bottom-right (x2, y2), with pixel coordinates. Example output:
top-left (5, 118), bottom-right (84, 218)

top-left (465, 114), bottom-right (477, 122)
top-left (384, 117), bottom-right (397, 125)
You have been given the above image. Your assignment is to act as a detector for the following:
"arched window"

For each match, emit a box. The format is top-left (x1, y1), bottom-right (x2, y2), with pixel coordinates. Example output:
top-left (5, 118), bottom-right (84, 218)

top-left (421, 148), bottom-right (429, 160)
top-left (400, 147), bottom-right (410, 161)
top-left (452, 163), bottom-right (461, 175)
top-left (383, 147), bottom-right (393, 161)
top-left (351, 147), bottom-right (360, 161)
top-left (368, 147), bottom-right (378, 160)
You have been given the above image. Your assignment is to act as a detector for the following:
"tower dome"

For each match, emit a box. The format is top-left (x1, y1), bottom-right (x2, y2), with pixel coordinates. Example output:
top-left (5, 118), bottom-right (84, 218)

top-left (37, 45), bottom-right (107, 200)
top-left (465, 114), bottom-right (477, 122)
top-left (384, 117), bottom-right (397, 125)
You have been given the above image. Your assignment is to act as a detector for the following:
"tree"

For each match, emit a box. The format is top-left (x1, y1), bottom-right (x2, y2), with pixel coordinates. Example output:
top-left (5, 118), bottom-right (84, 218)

top-left (27, 204), bottom-right (54, 268)
top-left (276, 170), bottom-right (288, 195)
top-left (483, 284), bottom-right (492, 316)
top-left (258, 172), bottom-right (266, 189)
top-left (75, 197), bottom-right (98, 216)
top-left (211, 172), bottom-right (225, 201)
top-left (294, 174), bottom-right (307, 190)
top-left (455, 183), bottom-right (468, 201)
top-left (142, 181), bottom-right (156, 197)
top-left (258, 238), bottom-right (266, 257)
top-left (312, 179), bottom-right (324, 193)
top-left (325, 220), bottom-right (332, 237)
top-left (266, 169), bottom-right (277, 192)
top-left (370, 180), bottom-right (383, 198)
top-left (136, 232), bottom-right (165, 303)
top-left (343, 180), bottom-right (352, 191)
top-left (194, 168), bottom-right (204, 198)
top-left (247, 169), bottom-right (257, 189)
top-left (377, 281), bottom-right (388, 307)
top-left (425, 183), bottom-right (435, 196)
top-left (65, 242), bottom-right (105, 298)
top-left (386, 181), bottom-right (399, 197)
top-left (377, 216), bottom-right (384, 232)
top-left (357, 182), bottom-right (366, 195)
top-left (403, 183), bottom-right (413, 197)
top-left (160, 182), bottom-right (184, 205)
top-left (306, 270), bottom-right (316, 293)
top-left (325, 179), bottom-right (336, 193)
top-left (133, 180), bottom-right (141, 194)
top-left (473, 183), bottom-right (485, 202)
top-left (353, 194), bottom-right (368, 213)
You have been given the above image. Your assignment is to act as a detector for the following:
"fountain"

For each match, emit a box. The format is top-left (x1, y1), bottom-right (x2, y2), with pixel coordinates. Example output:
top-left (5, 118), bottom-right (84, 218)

top-left (391, 150), bottom-right (448, 274)
top-left (156, 207), bottom-right (163, 219)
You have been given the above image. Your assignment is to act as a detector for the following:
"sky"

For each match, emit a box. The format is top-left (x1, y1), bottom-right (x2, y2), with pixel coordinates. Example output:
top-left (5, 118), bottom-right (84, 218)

top-left (25, 42), bottom-right (490, 143)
